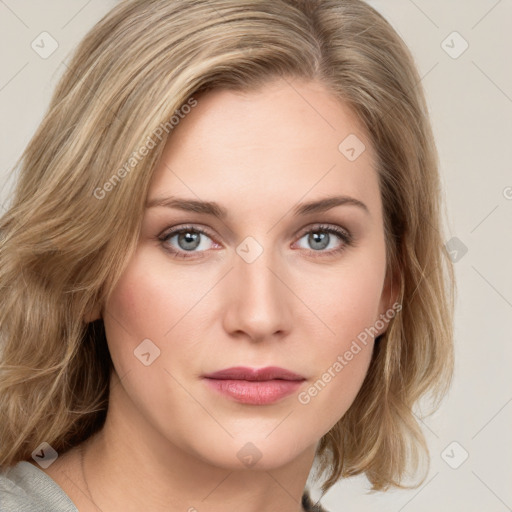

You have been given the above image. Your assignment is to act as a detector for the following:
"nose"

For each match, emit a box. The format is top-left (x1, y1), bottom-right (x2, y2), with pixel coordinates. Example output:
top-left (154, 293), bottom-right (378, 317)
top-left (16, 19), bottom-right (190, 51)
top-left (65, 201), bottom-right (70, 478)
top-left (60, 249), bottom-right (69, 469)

top-left (221, 245), bottom-right (293, 343)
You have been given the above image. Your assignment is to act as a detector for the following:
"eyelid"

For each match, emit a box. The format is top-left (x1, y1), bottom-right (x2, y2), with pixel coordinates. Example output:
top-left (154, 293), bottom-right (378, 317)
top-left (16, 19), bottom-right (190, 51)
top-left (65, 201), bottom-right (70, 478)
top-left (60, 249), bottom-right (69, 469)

top-left (158, 222), bottom-right (352, 244)
top-left (295, 222), bottom-right (352, 241)
top-left (158, 224), bottom-right (220, 248)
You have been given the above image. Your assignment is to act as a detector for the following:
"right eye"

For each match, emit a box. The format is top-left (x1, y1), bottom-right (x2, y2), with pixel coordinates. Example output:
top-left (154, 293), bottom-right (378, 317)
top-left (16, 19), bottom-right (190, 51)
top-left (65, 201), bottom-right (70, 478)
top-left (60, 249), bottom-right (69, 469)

top-left (158, 225), bottom-right (220, 259)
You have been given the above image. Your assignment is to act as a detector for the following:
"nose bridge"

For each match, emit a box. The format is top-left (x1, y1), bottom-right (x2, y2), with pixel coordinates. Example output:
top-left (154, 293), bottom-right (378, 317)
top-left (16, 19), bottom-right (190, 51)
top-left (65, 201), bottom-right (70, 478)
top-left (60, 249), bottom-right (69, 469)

top-left (223, 236), bottom-right (291, 338)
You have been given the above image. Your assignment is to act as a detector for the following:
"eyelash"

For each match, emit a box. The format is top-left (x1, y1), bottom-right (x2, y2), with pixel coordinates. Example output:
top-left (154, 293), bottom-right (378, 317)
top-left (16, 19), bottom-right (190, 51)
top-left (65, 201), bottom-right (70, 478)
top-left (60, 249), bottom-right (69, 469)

top-left (156, 223), bottom-right (354, 260)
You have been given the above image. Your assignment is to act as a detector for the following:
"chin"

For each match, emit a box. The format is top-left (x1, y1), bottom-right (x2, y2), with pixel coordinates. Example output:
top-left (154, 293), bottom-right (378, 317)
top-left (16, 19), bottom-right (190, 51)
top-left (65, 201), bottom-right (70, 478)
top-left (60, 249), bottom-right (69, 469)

top-left (191, 434), bottom-right (315, 471)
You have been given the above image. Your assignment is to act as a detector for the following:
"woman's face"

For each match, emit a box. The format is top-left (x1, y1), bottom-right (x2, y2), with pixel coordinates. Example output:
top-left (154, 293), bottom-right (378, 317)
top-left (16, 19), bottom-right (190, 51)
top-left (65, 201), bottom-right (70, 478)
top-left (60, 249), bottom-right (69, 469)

top-left (101, 78), bottom-right (396, 471)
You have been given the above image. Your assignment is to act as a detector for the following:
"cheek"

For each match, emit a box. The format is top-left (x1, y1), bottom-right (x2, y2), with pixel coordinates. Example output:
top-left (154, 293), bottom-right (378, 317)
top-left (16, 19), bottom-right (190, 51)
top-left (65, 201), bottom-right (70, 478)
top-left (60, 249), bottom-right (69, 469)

top-left (298, 342), bottom-right (373, 438)
top-left (304, 249), bottom-right (386, 351)
top-left (101, 248), bottom-right (174, 382)
top-left (101, 248), bottom-right (207, 426)
top-left (295, 252), bottom-right (385, 426)
top-left (101, 245), bottom-right (222, 401)
top-left (104, 246), bottom-right (210, 342)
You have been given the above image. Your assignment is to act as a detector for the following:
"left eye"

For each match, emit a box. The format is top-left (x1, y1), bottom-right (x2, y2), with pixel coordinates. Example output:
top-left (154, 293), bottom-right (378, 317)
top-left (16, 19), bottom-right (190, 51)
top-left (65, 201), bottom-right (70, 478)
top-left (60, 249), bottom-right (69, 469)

top-left (295, 227), bottom-right (348, 252)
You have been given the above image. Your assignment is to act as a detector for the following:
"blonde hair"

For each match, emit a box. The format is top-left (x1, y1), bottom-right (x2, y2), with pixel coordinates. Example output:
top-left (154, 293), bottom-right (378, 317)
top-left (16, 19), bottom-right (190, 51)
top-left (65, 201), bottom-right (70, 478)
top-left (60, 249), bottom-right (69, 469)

top-left (0, 0), bottom-right (455, 495)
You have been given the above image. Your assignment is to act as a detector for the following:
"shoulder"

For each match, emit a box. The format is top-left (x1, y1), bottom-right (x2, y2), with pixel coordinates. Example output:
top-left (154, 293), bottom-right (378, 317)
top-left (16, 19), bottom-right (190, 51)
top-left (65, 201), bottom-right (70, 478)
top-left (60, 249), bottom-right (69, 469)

top-left (0, 461), bottom-right (78, 512)
top-left (302, 488), bottom-right (331, 512)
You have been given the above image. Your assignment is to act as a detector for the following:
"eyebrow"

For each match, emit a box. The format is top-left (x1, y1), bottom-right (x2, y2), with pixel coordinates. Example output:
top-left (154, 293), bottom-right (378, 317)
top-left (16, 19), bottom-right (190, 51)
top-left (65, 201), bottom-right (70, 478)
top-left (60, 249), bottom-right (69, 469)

top-left (145, 195), bottom-right (370, 218)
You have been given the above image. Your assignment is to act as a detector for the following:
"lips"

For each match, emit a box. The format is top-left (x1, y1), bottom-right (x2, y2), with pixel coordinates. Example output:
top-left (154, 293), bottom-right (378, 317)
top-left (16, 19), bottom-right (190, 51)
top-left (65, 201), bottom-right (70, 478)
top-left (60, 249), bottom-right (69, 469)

top-left (202, 366), bottom-right (306, 405)
top-left (202, 366), bottom-right (305, 381)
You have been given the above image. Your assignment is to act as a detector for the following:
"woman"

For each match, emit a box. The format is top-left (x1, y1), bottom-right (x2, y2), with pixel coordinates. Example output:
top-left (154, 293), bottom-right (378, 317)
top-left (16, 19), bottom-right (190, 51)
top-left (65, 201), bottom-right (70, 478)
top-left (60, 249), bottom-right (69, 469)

top-left (0, 0), bottom-right (455, 510)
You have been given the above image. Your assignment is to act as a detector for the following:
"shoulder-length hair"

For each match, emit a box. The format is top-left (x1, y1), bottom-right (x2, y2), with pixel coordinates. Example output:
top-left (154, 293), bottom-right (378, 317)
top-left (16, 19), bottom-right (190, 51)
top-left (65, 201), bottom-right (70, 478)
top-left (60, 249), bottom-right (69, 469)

top-left (0, 0), bottom-right (455, 495)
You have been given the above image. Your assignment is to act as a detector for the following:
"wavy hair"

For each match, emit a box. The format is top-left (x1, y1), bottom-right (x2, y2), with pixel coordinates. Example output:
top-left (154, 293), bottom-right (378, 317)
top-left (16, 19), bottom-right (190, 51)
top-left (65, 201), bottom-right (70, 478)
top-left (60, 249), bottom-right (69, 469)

top-left (0, 0), bottom-right (455, 496)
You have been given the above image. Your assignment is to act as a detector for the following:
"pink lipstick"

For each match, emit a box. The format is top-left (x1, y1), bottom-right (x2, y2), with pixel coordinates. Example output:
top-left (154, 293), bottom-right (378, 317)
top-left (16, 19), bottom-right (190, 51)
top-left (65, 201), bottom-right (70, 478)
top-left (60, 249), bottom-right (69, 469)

top-left (203, 366), bottom-right (305, 405)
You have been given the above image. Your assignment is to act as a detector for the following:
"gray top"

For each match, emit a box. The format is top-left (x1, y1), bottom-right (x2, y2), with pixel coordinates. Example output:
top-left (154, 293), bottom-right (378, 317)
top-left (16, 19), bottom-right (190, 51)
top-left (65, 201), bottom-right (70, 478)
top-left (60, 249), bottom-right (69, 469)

top-left (0, 461), bottom-right (78, 512)
top-left (0, 460), bottom-right (329, 511)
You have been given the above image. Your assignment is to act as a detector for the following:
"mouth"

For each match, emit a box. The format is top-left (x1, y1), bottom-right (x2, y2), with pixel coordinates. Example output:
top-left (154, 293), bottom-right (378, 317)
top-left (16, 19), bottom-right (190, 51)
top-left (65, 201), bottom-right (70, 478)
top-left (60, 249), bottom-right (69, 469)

top-left (202, 366), bottom-right (306, 405)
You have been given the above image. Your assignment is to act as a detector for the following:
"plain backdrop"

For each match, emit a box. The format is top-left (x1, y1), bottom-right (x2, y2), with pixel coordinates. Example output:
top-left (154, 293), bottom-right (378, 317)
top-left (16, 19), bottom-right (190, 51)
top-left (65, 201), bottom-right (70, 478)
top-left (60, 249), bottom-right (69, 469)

top-left (0, 1), bottom-right (511, 511)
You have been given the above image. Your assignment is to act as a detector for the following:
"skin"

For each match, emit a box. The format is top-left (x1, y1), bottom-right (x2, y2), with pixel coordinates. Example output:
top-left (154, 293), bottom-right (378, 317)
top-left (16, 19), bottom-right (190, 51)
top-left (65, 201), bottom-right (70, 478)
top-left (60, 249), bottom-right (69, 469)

top-left (37, 77), bottom-right (397, 512)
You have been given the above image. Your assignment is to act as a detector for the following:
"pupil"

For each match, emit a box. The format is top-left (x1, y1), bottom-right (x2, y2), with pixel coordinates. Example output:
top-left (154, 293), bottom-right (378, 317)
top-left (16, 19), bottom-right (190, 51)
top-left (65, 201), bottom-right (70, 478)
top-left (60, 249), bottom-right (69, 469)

top-left (310, 231), bottom-right (329, 250)
top-left (179, 231), bottom-right (200, 250)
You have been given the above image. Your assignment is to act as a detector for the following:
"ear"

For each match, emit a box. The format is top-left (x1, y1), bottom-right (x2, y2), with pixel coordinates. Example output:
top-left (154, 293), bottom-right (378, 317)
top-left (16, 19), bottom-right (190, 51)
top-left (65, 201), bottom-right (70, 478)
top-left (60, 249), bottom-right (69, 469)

top-left (375, 264), bottom-right (401, 338)
top-left (84, 303), bottom-right (102, 323)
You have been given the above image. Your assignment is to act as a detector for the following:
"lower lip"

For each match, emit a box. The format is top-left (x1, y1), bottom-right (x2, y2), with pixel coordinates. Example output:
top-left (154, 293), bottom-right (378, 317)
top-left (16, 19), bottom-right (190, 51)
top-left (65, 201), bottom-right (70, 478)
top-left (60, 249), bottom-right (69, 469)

top-left (204, 378), bottom-right (304, 405)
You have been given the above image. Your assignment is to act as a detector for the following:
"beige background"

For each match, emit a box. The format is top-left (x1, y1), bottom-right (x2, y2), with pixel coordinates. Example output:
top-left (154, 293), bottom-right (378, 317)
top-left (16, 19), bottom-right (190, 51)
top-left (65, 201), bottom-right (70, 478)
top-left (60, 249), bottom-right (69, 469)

top-left (1, 1), bottom-right (511, 511)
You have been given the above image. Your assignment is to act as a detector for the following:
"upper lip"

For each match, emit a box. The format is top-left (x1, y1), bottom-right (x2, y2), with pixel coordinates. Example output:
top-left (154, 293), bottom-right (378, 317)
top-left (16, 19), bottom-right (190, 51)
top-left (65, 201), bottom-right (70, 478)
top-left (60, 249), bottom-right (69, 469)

top-left (203, 366), bottom-right (305, 381)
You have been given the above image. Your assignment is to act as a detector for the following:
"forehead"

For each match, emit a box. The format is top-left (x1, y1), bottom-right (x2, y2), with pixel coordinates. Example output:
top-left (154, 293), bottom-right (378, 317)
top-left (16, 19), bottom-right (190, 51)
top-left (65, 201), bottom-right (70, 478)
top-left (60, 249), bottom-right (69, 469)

top-left (148, 79), bottom-right (381, 219)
